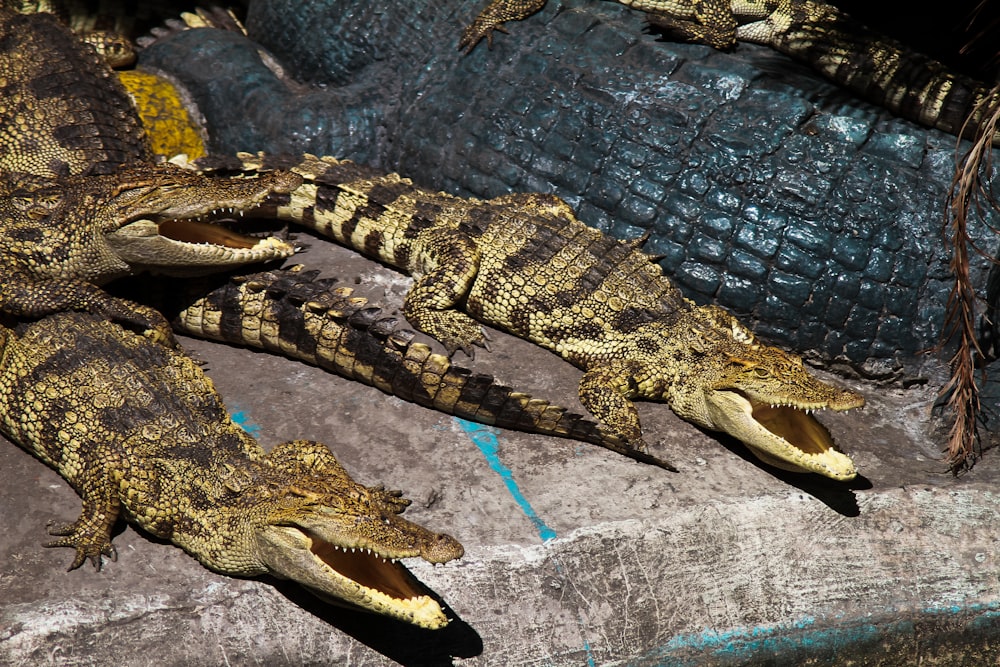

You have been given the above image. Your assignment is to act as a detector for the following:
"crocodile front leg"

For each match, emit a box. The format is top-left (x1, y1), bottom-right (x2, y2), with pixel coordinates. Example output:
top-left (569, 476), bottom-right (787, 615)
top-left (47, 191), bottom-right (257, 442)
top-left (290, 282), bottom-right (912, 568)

top-left (43, 456), bottom-right (123, 571)
top-left (1, 278), bottom-right (176, 346)
top-left (403, 226), bottom-right (490, 356)
top-left (577, 359), bottom-right (649, 449)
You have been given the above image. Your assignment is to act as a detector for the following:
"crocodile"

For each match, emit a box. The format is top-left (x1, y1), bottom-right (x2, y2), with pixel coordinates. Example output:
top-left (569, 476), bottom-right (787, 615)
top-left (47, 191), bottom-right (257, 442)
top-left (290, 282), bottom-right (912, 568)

top-left (0, 6), bottom-right (299, 338)
top-left (186, 152), bottom-right (865, 480)
top-left (0, 309), bottom-right (464, 629)
top-left (1, 6), bottom-right (673, 463)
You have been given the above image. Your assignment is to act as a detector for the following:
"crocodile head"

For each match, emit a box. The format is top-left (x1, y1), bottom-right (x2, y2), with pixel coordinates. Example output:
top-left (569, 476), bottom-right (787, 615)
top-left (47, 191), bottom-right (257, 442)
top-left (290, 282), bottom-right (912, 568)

top-left (101, 163), bottom-right (303, 276)
top-left (665, 306), bottom-right (865, 480)
top-left (0, 164), bottom-right (300, 282)
top-left (252, 440), bottom-right (463, 629)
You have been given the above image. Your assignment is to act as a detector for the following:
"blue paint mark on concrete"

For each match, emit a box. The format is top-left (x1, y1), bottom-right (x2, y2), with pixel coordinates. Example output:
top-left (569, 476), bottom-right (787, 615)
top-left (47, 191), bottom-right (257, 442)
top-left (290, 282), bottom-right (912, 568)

top-left (230, 408), bottom-right (262, 438)
top-left (968, 610), bottom-right (1000, 631)
top-left (453, 418), bottom-right (556, 542)
top-left (636, 602), bottom-right (1000, 665)
top-left (637, 618), bottom-right (882, 666)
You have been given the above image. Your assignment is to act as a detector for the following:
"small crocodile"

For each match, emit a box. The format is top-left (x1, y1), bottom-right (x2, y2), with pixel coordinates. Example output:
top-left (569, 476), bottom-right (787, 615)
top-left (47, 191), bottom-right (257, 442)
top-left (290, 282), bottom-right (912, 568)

top-left (0, 6), bottom-right (298, 338)
top-left (193, 153), bottom-right (864, 480)
top-left (0, 310), bottom-right (464, 628)
top-left (126, 264), bottom-right (676, 468)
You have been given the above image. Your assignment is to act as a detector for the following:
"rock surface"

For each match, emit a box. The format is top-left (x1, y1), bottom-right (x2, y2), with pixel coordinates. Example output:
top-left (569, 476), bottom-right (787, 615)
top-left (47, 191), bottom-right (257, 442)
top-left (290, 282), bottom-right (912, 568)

top-left (3, 239), bottom-right (1000, 665)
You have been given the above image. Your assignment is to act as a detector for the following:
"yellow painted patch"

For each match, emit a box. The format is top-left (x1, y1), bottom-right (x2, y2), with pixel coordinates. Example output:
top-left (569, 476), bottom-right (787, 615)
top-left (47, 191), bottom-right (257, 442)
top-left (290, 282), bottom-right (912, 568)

top-left (118, 70), bottom-right (206, 159)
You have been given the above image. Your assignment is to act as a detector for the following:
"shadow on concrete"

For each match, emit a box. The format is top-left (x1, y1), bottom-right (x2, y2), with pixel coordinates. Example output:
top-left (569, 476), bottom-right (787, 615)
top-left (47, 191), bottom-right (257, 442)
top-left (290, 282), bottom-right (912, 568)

top-left (704, 429), bottom-right (870, 517)
top-left (110, 526), bottom-right (482, 664)
top-left (267, 575), bottom-right (484, 666)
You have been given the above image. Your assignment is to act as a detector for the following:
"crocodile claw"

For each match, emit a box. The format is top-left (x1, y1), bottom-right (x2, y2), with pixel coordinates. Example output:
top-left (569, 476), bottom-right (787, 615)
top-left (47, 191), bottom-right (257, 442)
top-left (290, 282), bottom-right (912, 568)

top-left (458, 21), bottom-right (508, 53)
top-left (458, 0), bottom-right (546, 53)
top-left (453, 327), bottom-right (492, 359)
top-left (44, 521), bottom-right (118, 571)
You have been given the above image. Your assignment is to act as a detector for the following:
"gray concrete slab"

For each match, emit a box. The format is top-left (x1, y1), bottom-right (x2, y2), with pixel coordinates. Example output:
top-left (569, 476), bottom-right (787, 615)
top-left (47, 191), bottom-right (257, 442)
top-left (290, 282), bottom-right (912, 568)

top-left (3, 238), bottom-right (1000, 665)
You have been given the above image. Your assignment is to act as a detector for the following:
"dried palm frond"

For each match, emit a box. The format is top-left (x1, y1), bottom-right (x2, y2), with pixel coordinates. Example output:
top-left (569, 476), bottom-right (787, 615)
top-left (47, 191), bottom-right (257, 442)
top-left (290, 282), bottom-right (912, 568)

top-left (941, 83), bottom-right (1000, 472)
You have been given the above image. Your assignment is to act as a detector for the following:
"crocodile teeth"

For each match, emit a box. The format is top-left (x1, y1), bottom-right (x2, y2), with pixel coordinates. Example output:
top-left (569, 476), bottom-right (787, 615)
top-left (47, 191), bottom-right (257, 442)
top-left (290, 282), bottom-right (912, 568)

top-left (328, 544), bottom-right (401, 563)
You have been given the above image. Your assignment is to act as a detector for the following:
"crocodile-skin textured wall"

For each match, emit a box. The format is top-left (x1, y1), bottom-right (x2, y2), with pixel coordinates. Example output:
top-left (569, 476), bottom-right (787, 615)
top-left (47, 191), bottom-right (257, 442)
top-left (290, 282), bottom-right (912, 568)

top-left (139, 0), bottom-right (1000, 380)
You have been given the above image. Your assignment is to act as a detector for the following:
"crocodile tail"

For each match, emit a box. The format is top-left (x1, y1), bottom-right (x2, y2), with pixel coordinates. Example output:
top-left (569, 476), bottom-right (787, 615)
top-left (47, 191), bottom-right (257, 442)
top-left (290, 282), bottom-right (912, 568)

top-left (154, 266), bottom-right (676, 470)
top-left (738, 1), bottom-right (1000, 143)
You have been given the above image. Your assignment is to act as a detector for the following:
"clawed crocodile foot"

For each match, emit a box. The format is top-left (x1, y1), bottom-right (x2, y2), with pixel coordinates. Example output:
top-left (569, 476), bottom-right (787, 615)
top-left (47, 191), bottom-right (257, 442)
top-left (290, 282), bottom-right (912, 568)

top-left (459, 0), bottom-right (547, 52)
top-left (97, 299), bottom-right (178, 349)
top-left (142, 323), bottom-right (179, 349)
top-left (44, 519), bottom-right (118, 571)
top-left (449, 328), bottom-right (492, 359)
top-left (645, 13), bottom-right (737, 50)
top-left (459, 20), bottom-right (508, 53)
top-left (414, 310), bottom-right (491, 358)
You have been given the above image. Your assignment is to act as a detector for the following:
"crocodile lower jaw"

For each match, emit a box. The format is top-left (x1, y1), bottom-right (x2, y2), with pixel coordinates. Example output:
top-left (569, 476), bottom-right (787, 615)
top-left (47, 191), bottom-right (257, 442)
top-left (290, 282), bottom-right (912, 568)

top-left (106, 218), bottom-right (295, 276)
top-left (258, 526), bottom-right (451, 629)
top-left (705, 390), bottom-right (859, 481)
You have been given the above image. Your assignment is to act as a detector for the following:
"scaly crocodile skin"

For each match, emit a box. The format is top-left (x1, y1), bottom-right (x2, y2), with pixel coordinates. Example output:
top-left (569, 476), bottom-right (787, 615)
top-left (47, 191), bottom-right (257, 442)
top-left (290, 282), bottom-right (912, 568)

top-left (131, 264), bottom-right (677, 469)
top-left (0, 310), bottom-right (463, 629)
top-left (137, 0), bottom-right (1000, 381)
top-left (189, 152), bottom-right (864, 480)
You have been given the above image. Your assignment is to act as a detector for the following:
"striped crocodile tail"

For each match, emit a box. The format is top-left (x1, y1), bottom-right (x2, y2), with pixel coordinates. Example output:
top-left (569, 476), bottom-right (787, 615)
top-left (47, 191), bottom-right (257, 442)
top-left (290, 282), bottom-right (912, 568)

top-left (144, 265), bottom-right (677, 471)
top-left (728, 0), bottom-right (1000, 144)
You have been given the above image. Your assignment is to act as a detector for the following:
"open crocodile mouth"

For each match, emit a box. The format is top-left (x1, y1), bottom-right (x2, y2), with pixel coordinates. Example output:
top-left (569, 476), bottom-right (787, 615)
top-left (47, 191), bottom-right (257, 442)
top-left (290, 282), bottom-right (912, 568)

top-left (106, 215), bottom-right (295, 277)
top-left (706, 389), bottom-right (861, 481)
top-left (102, 166), bottom-right (303, 276)
top-left (158, 218), bottom-right (267, 248)
top-left (312, 538), bottom-right (445, 607)
top-left (306, 530), bottom-right (451, 628)
top-left (259, 525), bottom-right (452, 629)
